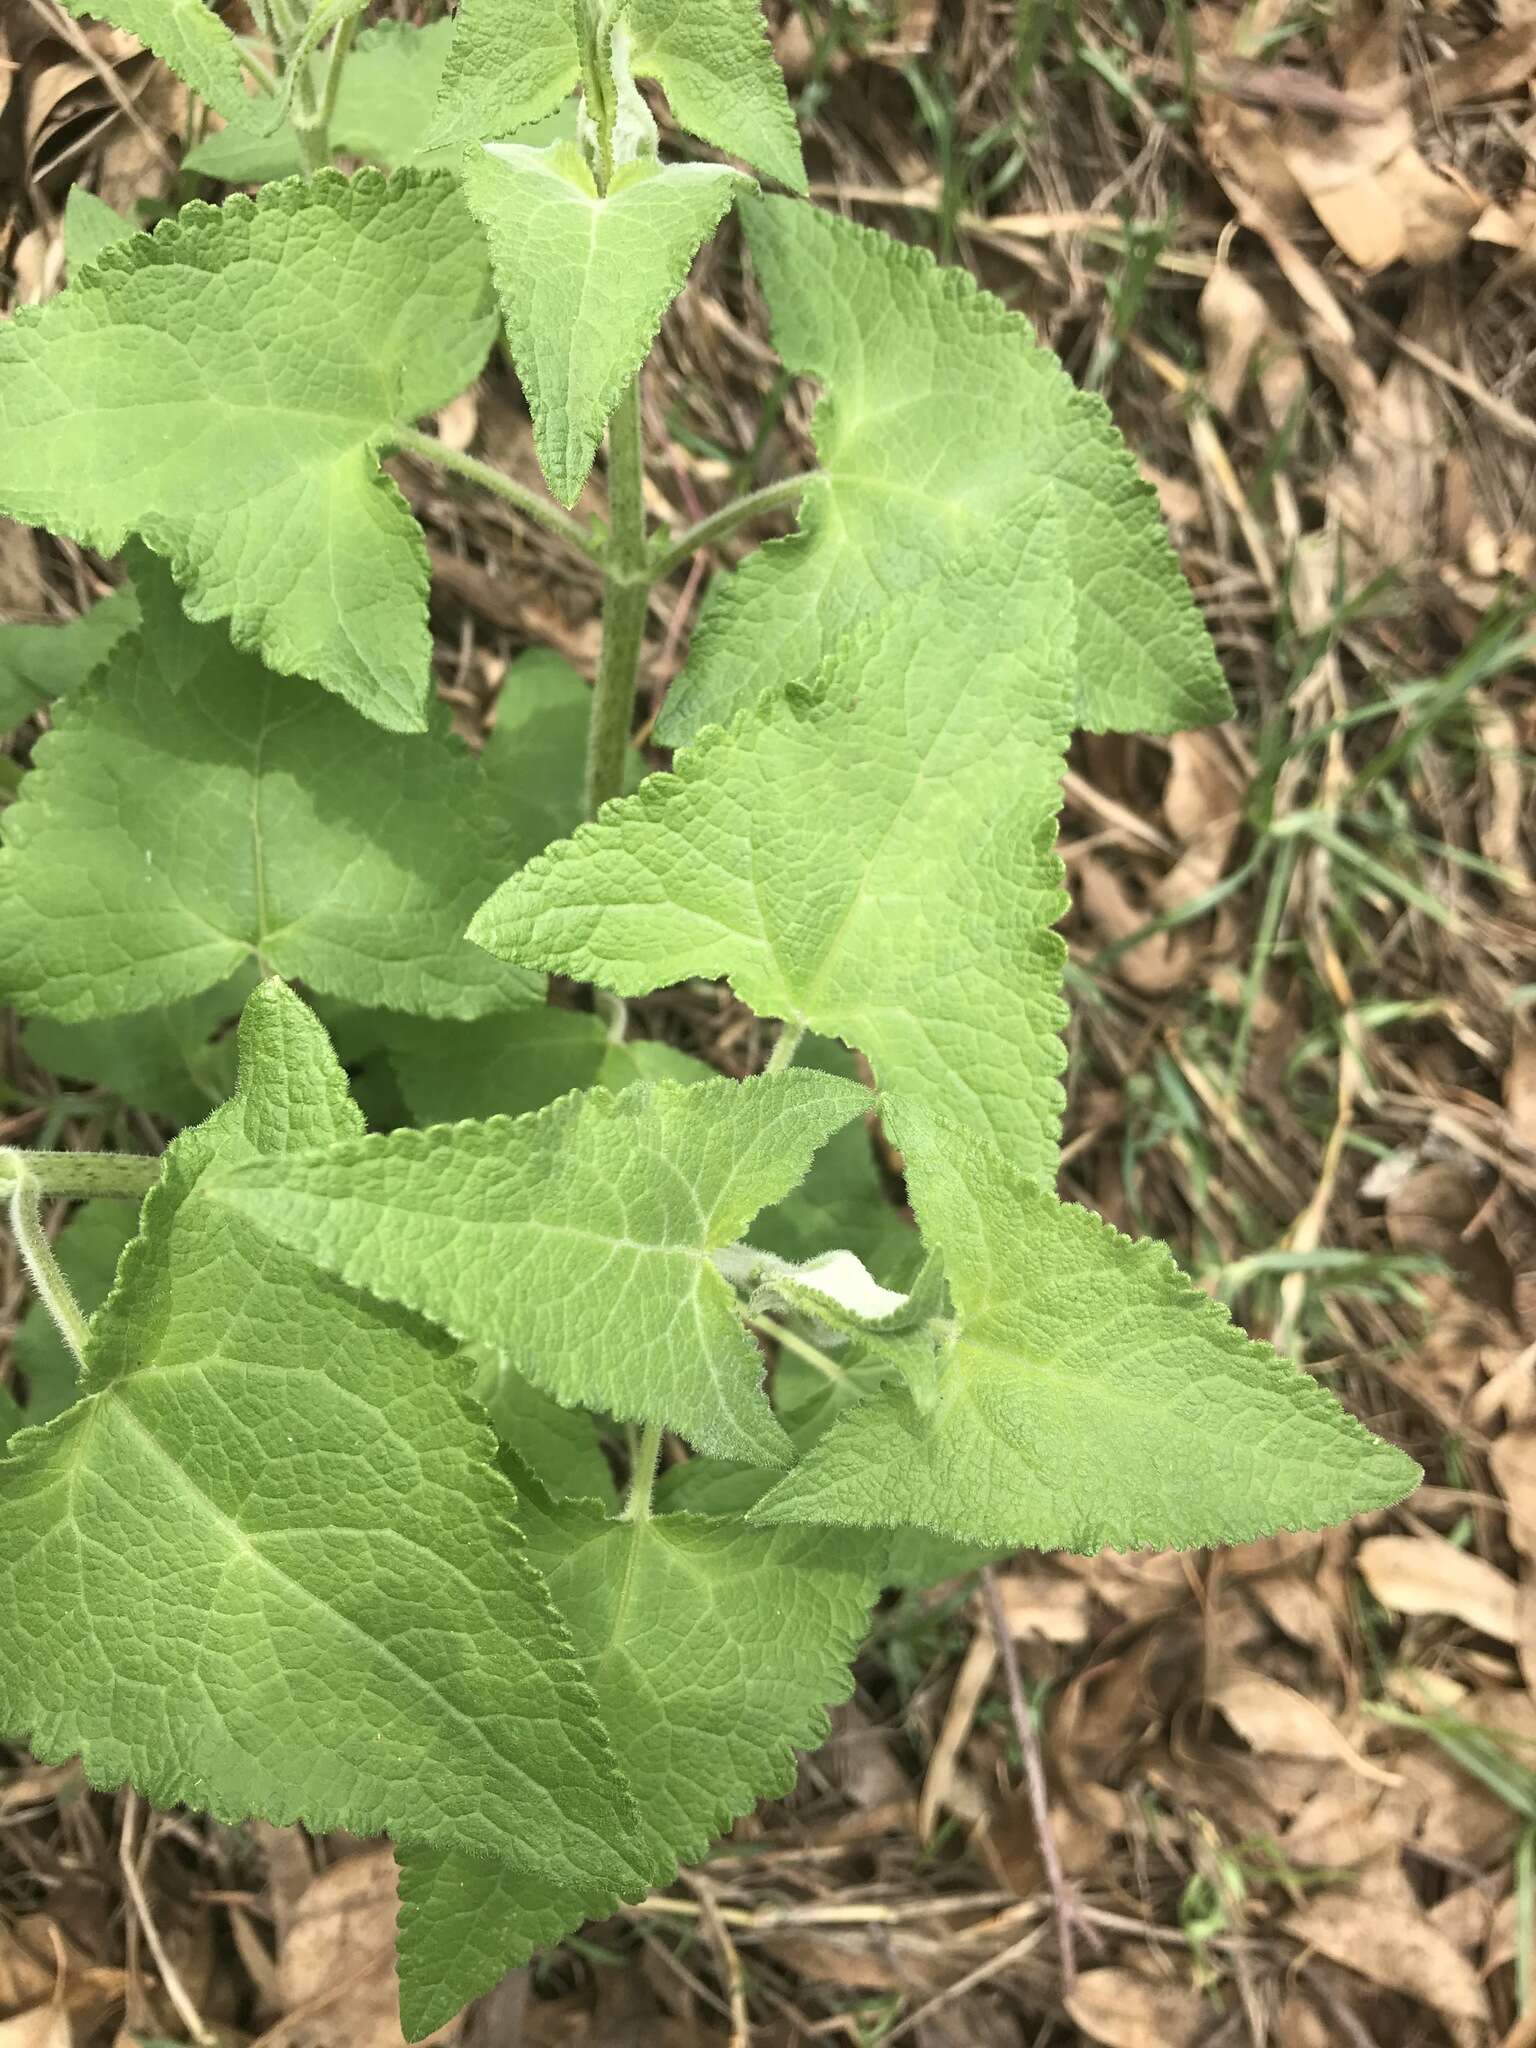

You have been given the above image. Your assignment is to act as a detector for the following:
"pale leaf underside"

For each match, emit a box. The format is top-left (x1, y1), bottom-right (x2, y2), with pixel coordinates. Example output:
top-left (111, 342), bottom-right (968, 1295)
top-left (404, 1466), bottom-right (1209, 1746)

top-left (0, 982), bottom-right (645, 1892)
top-left (0, 568), bottom-right (540, 1024)
top-left (0, 170), bottom-right (495, 730)
top-left (210, 1071), bottom-right (868, 1464)
top-left (660, 195), bottom-right (1230, 746)
top-left (396, 1496), bottom-right (877, 2036)
top-left (473, 539), bottom-right (1076, 1178)
top-left (753, 1097), bottom-right (1423, 1552)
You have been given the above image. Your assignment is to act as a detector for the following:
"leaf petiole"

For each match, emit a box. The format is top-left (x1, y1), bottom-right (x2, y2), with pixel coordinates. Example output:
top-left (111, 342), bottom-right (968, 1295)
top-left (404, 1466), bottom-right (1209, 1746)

top-left (623, 1419), bottom-right (664, 1521)
top-left (388, 426), bottom-right (600, 564)
top-left (650, 473), bottom-right (820, 582)
top-left (7, 1168), bottom-right (92, 1368)
top-left (0, 1148), bottom-right (161, 1202)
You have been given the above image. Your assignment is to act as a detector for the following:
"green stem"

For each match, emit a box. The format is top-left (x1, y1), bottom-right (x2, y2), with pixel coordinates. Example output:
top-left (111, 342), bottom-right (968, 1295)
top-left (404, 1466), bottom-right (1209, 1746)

top-left (623, 1420), bottom-right (664, 1521)
top-left (315, 12), bottom-right (359, 140)
top-left (0, 1149), bottom-right (161, 1201)
top-left (388, 427), bottom-right (598, 563)
top-left (764, 1022), bottom-right (805, 1075)
top-left (650, 473), bottom-right (818, 580)
top-left (584, 376), bottom-right (649, 820)
top-left (750, 1312), bottom-right (844, 1384)
top-left (8, 1170), bottom-right (91, 1366)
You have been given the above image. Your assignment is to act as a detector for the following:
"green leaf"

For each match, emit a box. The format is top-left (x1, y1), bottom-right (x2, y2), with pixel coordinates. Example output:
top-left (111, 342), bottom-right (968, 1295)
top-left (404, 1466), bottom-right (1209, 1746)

top-left (749, 1037), bottom-right (915, 1283)
top-left (22, 973), bottom-right (255, 1124)
top-left (57, 0), bottom-right (249, 122)
top-left (752, 1096), bottom-right (1422, 1553)
top-left (382, 1006), bottom-right (712, 1126)
top-left (62, 188), bottom-right (135, 276)
top-left (0, 573), bottom-right (541, 1024)
top-left (210, 1071), bottom-right (867, 1464)
top-left (10, 1201), bottom-right (140, 1430)
top-left (659, 197), bottom-right (1229, 746)
top-left (0, 171), bottom-right (496, 730)
top-left (427, 0), bottom-right (582, 154)
top-left (484, 649), bottom-right (643, 864)
top-left (0, 585), bottom-right (139, 730)
top-left (427, 0), bottom-right (801, 189)
top-left (473, 1353), bottom-right (617, 1507)
top-left (463, 134), bottom-right (744, 504)
top-left (0, 980), bottom-right (647, 1887)
top-left (472, 543), bottom-right (1074, 1176)
top-left (396, 1495), bottom-right (876, 2035)
top-left (186, 20), bottom-right (507, 182)
top-left (625, 0), bottom-right (804, 192)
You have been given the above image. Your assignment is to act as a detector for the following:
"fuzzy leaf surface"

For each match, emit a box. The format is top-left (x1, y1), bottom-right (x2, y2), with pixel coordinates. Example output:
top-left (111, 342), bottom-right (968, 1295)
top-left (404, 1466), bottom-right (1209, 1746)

top-left (464, 138), bottom-right (743, 504)
top-left (473, 1355), bottom-right (617, 1507)
top-left (396, 1496), bottom-right (876, 2035)
top-left (0, 580), bottom-right (540, 1023)
top-left (211, 1071), bottom-right (866, 1464)
top-left (473, 542), bottom-right (1074, 1176)
top-left (660, 197), bottom-right (1228, 746)
top-left (753, 1098), bottom-right (1422, 1552)
top-left (0, 981), bottom-right (645, 1882)
top-left (0, 586), bottom-right (139, 729)
top-left (58, 0), bottom-right (249, 120)
top-left (0, 171), bottom-right (495, 730)
top-left (427, 0), bottom-right (800, 186)
top-left (426, 0), bottom-right (583, 150)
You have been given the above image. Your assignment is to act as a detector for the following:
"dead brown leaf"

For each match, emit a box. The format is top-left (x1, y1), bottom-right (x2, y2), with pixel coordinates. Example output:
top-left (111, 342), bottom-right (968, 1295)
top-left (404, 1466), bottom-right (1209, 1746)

top-left (275, 1848), bottom-right (456, 2048)
top-left (1285, 1895), bottom-right (1490, 2026)
top-left (1210, 1668), bottom-right (1400, 1784)
top-left (1199, 262), bottom-right (1270, 416)
top-left (1064, 1966), bottom-right (1207, 2047)
top-left (1357, 1532), bottom-right (1520, 1640)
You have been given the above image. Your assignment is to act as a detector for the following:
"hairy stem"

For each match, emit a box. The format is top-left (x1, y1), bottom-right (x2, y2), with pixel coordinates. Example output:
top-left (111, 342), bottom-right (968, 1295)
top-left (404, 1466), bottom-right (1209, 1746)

top-left (314, 12), bottom-right (359, 142)
top-left (585, 376), bottom-right (649, 820)
top-left (623, 1420), bottom-right (664, 1521)
top-left (8, 1170), bottom-right (91, 1367)
top-left (750, 1312), bottom-right (843, 1384)
top-left (651, 473), bottom-right (817, 581)
top-left (764, 1022), bottom-right (806, 1075)
top-left (388, 427), bottom-right (599, 563)
top-left (0, 1149), bottom-right (161, 1201)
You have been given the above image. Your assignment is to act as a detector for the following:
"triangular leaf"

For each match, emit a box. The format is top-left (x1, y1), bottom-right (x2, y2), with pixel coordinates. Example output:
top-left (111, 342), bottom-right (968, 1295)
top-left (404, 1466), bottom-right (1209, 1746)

top-left (427, 0), bottom-right (584, 152)
top-left (472, 541), bottom-right (1075, 1176)
top-left (752, 1096), bottom-right (1422, 1553)
top-left (0, 981), bottom-right (647, 1885)
top-left (396, 1495), bottom-right (876, 2035)
top-left (210, 1071), bottom-right (867, 1464)
top-left (660, 197), bottom-right (1229, 746)
top-left (626, 0), bottom-right (804, 192)
top-left (427, 0), bottom-right (801, 189)
top-left (0, 171), bottom-right (496, 730)
top-left (463, 135), bottom-right (744, 503)
top-left (0, 568), bottom-right (541, 1023)
top-left (58, 0), bottom-right (249, 122)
